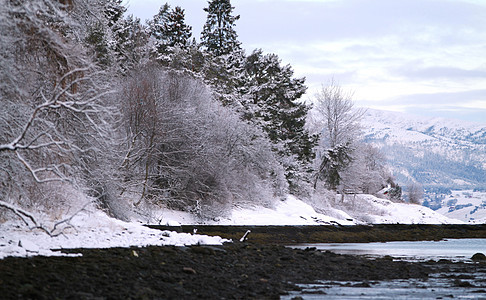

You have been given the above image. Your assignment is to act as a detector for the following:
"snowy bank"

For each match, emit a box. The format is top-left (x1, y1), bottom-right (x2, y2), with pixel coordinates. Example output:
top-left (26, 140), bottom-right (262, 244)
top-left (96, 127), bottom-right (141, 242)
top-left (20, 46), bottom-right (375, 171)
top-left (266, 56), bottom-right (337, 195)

top-left (212, 196), bottom-right (355, 226)
top-left (156, 194), bottom-right (463, 226)
top-left (343, 194), bottom-right (464, 224)
top-left (0, 210), bottom-right (229, 259)
top-left (1, 194), bottom-right (464, 259)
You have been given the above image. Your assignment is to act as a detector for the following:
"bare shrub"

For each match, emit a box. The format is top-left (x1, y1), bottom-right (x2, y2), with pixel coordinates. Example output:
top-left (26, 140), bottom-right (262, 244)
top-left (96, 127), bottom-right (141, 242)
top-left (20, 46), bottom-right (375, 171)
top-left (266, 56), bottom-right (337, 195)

top-left (117, 67), bottom-right (286, 219)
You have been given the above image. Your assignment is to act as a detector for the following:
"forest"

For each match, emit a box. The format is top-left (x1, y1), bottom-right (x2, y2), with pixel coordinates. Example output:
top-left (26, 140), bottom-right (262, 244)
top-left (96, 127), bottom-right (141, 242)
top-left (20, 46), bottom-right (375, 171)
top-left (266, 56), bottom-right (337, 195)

top-left (0, 0), bottom-right (399, 226)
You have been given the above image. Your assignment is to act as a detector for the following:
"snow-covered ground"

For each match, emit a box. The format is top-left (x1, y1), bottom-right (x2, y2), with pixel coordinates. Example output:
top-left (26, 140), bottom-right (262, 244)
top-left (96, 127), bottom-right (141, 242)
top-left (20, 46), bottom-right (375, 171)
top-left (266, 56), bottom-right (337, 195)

top-left (0, 209), bottom-right (228, 259)
top-left (0, 194), bottom-right (463, 259)
top-left (209, 196), bottom-right (355, 226)
top-left (435, 190), bottom-right (486, 224)
top-left (349, 195), bottom-right (463, 224)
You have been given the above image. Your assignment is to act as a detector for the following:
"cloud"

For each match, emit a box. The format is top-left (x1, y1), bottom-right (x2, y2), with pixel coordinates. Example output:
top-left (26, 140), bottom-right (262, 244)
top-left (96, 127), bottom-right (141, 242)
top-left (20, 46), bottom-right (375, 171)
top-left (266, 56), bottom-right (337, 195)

top-left (395, 66), bottom-right (486, 80)
top-left (124, 0), bottom-right (486, 122)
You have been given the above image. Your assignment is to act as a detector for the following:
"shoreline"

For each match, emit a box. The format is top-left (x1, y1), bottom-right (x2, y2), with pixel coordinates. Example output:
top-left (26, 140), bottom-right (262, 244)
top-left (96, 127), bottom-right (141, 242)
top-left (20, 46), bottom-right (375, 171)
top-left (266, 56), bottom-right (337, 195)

top-left (0, 242), bottom-right (433, 299)
top-left (148, 224), bottom-right (486, 244)
top-left (1, 225), bottom-right (485, 299)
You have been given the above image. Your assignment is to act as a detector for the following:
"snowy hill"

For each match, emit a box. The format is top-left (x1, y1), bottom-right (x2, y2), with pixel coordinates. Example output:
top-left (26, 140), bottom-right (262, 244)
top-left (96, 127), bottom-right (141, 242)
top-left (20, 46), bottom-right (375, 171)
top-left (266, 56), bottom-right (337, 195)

top-left (425, 189), bottom-right (486, 224)
top-left (156, 195), bottom-right (461, 226)
top-left (361, 109), bottom-right (486, 187)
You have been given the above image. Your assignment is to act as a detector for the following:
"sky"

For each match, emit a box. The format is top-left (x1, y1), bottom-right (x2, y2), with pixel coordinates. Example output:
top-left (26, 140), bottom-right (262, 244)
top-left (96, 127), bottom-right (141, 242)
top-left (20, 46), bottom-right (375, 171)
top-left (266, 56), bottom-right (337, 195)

top-left (123, 0), bottom-right (486, 123)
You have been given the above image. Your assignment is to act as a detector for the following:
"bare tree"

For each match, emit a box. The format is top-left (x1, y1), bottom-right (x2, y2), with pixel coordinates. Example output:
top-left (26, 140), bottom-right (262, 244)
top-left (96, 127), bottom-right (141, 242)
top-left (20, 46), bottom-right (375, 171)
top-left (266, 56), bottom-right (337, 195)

top-left (0, 0), bottom-right (115, 228)
top-left (117, 68), bottom-right (286, 219)
top-left (311, 80), bottom-right (365, 192)
top-left (313, 80), bottom-right (364, 149)
top-left (407, 182), bottom-right (424, 204)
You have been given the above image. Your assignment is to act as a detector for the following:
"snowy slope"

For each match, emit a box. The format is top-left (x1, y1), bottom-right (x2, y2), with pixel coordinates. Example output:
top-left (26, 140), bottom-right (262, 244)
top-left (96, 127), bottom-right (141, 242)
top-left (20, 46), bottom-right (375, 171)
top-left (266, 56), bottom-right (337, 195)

top-left (361, 109), bottom-right (486, 187)
top-left (349, 194), bottom-right (463, 224)
top-left (212, 196), bottom-right (355, 226)
top-left (434, 190), bottom-right (486, 224)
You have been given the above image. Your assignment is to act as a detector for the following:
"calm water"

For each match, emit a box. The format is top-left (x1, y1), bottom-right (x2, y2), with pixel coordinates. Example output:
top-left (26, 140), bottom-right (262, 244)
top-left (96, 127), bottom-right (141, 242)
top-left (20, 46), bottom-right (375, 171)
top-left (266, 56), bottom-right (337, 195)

top-left (284, 239), bottom-right (486, 299)
top-left (292, 238), bottom-right (486, 261)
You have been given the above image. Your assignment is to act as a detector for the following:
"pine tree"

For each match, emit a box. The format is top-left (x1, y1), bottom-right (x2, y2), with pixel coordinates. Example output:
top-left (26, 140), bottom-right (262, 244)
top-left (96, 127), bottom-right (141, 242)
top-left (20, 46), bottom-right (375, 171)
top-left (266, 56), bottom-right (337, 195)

top-left (111, 15), bottom-right (149, 73)
top-left (241, 49), bottom-right (317, 191)
top-left (148, 5), bottom-right (192, 59)
top-left (201, 0), bottom-right (241, 57)
top-left (85, 0), bottom-right (127, 68)
top-left (163, 7), bottom-right (192, 49)
top-left (147, 3), bottom-right (171, 59)
top-left (104, 0), bottom-right (127, 28)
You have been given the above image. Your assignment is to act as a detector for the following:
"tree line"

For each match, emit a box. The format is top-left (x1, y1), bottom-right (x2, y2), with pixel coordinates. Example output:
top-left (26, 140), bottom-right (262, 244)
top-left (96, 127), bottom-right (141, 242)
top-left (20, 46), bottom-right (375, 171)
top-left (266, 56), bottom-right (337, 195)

top-left (0, 0), bottom-right (400, 225)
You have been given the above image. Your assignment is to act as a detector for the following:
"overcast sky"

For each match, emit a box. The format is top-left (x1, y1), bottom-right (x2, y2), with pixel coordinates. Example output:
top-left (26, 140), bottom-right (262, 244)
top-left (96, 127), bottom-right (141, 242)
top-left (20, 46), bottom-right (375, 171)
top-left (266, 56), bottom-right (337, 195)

top-left (124, 0), bottom-right (486, 123)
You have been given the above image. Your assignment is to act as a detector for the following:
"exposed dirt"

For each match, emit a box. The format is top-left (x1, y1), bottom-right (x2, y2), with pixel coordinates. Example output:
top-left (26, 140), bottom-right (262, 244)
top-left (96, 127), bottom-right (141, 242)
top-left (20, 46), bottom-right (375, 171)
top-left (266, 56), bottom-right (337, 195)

top-left (0, 242), bottom-right (431, 299)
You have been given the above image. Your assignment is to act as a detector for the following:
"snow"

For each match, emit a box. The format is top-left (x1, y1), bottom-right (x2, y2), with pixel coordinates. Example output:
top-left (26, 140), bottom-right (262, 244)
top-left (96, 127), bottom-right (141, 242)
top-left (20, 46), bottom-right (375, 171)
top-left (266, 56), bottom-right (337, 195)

top-left (0, 209), bottom-right (229, 259)
top-left (351, 195), bottom-right (463, 224)
top-left (212, 195), bottom-right (355, 226)
top-left (0, 194), bottom-right (464, 260)
top-left (435, 190), bottom-right (486, 224)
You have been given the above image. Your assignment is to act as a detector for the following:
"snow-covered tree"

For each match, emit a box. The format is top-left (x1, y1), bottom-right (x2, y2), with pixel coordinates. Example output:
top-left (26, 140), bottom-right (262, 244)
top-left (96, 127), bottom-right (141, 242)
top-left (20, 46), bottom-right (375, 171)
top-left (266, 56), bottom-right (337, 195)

top-left (407, 182), bottom-right (424, 204)
top-left (339, 143), bottom-right (389, 194)
top-left (111, 14), bottom-right (149, 73)
top-left (148, 5), bottom-right (192, 61)
top-left (118, 68), bottom-right (286, 219)
top-left (0, 0), bottom-right (115, 222)
top-left (241, 49), bottom-right (316, 192)
top-left (201, 0), bottom-right (241, 57)
top-left (313, 81), bottom-right (364, 149)
top-left (163, 7), bottom-right (192, 49)
top-left (311, 81), bottom-right (365, 192)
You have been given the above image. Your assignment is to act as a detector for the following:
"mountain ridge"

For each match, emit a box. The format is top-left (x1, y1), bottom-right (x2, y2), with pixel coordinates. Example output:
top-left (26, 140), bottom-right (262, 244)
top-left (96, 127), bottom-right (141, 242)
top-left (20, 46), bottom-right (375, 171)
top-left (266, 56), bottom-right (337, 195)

top-left (361, 109), bottom-right (486, 188)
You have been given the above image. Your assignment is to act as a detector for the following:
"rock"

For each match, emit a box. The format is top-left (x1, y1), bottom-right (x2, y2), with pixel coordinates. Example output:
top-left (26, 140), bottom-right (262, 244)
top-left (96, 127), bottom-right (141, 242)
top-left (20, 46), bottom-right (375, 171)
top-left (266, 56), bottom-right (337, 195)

top-left (18, 239), bottom-right (40, 253)
top-left (165, 220), bottom-right (181, 226)
top-left (472, 253), bottom-right (486, 261)
top-left (182, 267), bottom-right (196, 274)
top-left (454, 279), bottom-right (474, 287)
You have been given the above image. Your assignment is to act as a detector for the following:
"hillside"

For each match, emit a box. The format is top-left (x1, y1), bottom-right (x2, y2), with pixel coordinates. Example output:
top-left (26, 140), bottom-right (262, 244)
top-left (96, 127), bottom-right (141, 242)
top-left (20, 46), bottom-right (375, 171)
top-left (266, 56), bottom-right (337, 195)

top-left (361, 109), bottom-right (486, 188)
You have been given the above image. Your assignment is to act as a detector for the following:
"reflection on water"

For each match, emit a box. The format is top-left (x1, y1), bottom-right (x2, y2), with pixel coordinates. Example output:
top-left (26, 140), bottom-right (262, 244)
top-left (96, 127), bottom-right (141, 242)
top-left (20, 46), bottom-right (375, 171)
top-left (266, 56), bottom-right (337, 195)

top-left (293, 238), bottom-right (486, 261)
top-left (285, 239), bottom-right (486, 300)
top-left (282, 273), bottom-right (486, 300)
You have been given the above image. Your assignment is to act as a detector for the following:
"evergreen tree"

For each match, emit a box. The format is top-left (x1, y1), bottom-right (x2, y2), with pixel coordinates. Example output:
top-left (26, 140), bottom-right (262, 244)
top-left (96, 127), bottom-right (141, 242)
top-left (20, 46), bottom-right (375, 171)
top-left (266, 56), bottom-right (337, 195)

top-left (104, 0), bottom-right (127, 28)
top-left (201, 0), bottom-right (241, 56)
top-left (163, 7), bottom-right (192, 49)
top-left (147, 4), bottom-right (171, 60)
top-left (85, 0), bottom-right (127, 68)
top-left (111, 14), bottom-right (149, 73)
top-left (241, 49), bottom-right (316, 191)
top-left (85, 22), bottom-right (111, 67)
top-left (314, 143), bottom-right (352, 191)
top-left (148, 4), bottom-right (192, 59)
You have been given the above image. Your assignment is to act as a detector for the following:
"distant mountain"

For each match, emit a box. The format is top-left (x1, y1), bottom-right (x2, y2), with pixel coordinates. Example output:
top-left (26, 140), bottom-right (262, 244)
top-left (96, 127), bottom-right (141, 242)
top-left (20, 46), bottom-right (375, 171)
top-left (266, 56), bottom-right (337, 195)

top-left (424, 189), bottom-right (486, 224)
top-left (361, 109), bottom-right (486, 188)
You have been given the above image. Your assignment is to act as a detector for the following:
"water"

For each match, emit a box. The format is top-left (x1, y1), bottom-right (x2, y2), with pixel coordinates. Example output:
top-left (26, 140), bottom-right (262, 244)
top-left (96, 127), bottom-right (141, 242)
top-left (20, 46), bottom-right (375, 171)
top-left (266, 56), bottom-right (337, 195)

top-left (292, 238), bottom-right (486, 262)
top-left (284, 239), bottom-right (486, 299)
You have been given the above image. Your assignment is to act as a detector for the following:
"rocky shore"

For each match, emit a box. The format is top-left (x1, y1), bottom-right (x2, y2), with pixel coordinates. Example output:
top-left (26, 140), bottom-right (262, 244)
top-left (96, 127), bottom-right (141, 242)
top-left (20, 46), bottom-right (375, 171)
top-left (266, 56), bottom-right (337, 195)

top-left (0, 242), bottom-right (433, 299)
top-left (2, 223), bottom-right (486, 299)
